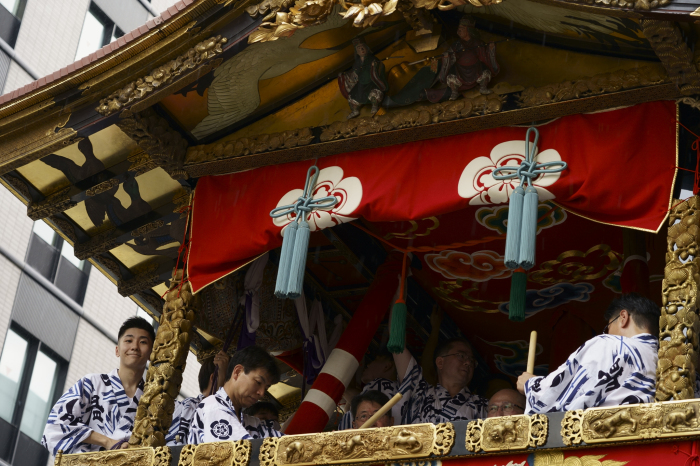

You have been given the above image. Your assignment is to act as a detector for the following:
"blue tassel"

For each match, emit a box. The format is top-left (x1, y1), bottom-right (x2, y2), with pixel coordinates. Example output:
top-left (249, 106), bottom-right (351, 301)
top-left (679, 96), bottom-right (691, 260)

top-left (275, 221), bottom-right (297, 298)
top-left (518, 186), bottom-right (539, 270)
top-left (286, 218), bottom-right (310, 299)
top-left (505, 186), bottom-right (524, 269)
top-left (509, 271), bottom-right (527, 322)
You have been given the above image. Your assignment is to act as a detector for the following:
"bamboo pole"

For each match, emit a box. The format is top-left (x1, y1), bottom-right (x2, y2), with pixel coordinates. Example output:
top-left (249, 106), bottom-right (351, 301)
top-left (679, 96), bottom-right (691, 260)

top-left (527, 330), bottom-right (537, 374)
top-left (359, 393), bottom-right (403, 429)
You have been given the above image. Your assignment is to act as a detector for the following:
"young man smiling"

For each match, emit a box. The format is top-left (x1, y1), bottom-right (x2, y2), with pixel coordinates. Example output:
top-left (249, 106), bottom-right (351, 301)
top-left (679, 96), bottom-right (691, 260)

top-left (188, 345), bottom-right (283, 443)
top-left (42, 317), bottom-right (154, 455)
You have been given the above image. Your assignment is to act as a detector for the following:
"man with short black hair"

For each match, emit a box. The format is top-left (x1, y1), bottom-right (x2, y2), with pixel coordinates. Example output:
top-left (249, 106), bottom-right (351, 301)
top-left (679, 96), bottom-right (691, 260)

top-left (42, 316), bottom-right (155, 455)
top-left (393, 336), bottom-right (487, 424)
top-left (246, 401), bottom-right (280, 422)
top-left (188, 345), bottom-right (283, 443)
top-left (517, 293), bottom-right (660, 413)
top-left (166, 351), bottom-right (229, 445)
top-left (351, 390), bottom-right (393, 429)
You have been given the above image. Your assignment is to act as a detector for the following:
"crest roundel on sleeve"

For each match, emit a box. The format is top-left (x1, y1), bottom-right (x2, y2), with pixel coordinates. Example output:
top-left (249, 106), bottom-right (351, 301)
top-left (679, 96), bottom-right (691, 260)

top-left (210, 419), bottom-right (233, 440)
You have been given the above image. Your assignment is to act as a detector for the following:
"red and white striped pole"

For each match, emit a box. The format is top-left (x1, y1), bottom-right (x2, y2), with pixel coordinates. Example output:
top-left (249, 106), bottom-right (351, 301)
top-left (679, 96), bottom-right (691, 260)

top-left (285, 256), bottom-right (402, 434)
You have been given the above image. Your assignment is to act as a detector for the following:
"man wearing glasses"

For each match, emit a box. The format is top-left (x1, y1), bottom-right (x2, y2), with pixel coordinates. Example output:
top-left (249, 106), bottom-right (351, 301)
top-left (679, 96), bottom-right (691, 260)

top-left (517, 293), bottom-right (660, 414)
top-left (393, 337), bottom-right (487, 424)
top-left (487, 389), bottom-right (525, 418)
top-left (350, 391), bottom-right (394, 429)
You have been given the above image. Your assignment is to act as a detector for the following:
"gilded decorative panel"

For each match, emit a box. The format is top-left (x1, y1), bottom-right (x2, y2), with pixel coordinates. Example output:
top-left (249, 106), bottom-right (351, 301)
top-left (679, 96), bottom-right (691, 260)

top-left (55, 446), bottom-right (170, 466)
top-left (466, 414), bottom-right (548, 452)
top-left (259, 423), bottom-right (454, 465)
top-left (561, 400), bottom-right (700, 446)
top-left (177, 441), bottom-right (251, 466)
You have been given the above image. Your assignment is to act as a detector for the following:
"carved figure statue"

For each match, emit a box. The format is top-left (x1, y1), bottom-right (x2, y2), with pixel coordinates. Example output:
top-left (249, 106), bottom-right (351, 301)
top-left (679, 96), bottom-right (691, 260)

top-left (392, 429), bottom-right (423, 452)
top-left (339, 37), bottom-right (389, 119)
top-left (425, 17), bottom-right (499, 102)
top-left (665, 406), bottom-right (696, 431)
top-left (591, 409), bottom-right (636, 438)
top-left (488, 419), bottom-right (518, 443)
top-left (340, 434), bottom-right (365, 453)
top-left (284, 441), bottom-right (306, 462)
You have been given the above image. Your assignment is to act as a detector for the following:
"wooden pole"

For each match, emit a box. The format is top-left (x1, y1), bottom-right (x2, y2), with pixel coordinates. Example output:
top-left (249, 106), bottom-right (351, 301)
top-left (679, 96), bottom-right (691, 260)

top-left (527, 330), bottom-right (537, 374)
top-left (359, 393), bottom-right (403, 429)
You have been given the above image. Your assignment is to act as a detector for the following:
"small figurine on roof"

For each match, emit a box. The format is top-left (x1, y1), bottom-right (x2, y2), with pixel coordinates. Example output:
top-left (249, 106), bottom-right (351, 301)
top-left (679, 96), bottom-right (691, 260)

top-left (338, 37), bottom-right (389, 119)
top-left (426, 16), bottom-right (500, 102)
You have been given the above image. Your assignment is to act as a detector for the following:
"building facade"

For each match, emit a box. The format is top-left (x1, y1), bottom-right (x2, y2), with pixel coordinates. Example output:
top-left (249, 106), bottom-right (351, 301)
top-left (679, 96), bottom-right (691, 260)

top-left (0, 2), bottom-right (201, 465)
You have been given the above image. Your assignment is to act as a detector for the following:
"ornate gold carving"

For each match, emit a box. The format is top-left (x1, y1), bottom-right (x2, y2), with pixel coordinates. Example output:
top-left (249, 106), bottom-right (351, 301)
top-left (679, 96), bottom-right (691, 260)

top-left (75, 230), bottom-right (119, 260)
top-left (132, 220), bottom-right (166, 238)
top-left (178, 444), bottom-right (197, 466)
top-left (465, 418), bottom-right (484, 452)
top-left (185, 82), bottom-right (678, 178)
top-left (519, 66), bottom-right (666, 108)
top-left (529, 414), bottom-right (548, 448)
top-left (97, 255), bottom-right (123, 280)
top-left (561, 400), bottom-right (700, 445)
top-left (27, 186), bottom-right (76, 221)
top-left (154, 446), bottom-right (172, 466)
top-left (4, 175), bottom-right (30, 201)
top-left (118, 263), bottom-right (161, 297)
top-left (642, 21), bottom-right (700, 96)
top-left (263, 424), bottom-right (441, 465)
top-left (186, 128), bottom-right (314, 165)
top-left (86, 179), bottom-right (119, 196)
top-left (259, 438), bottom-right (279, 466)
top-left (466, 414), bottom-right (547, 452)
top-left (180, 440), bottom-right (251, 466)
top-left (55, 447), bottom-right (157, 466)
top-left (96, 36), bottom-right (228, 116)
top-left (128, 152), bottom-right (158, 176)
top-left (431, 422), bottom-right (455, 455)
top-left (561, 410), bottom-right (583, 446)
top-left (533, 451), bottom-right (627, 466)
top-left (117, 108), bottom-right (189, 180)
top-left (49, 215), bottom-right (78, 243)
top-left (247, 0), bottom-right (499, 43)
top-left (657, 196), bottom-right (700, 402)
top-left (320, 94), bottom-right (503, 142)
top-left (130, 269), bottom-right (198, 447)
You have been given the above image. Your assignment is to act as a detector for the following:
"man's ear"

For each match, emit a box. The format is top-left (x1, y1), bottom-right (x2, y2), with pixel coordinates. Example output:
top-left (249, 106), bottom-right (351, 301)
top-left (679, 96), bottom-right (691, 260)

top-left (619, 309), bottom-right (630, 328)
top-left (115, 345), bottom-right (120, 358)
top-left (232, 364), bottom-right (244, 381)
top-left (436, 357), bottom-right (444, 371)
top-left (209, 373), bottom-right (215, 386)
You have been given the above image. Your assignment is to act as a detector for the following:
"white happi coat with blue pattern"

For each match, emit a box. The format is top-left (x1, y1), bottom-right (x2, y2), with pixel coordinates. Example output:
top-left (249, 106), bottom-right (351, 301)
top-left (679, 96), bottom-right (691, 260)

top-left (42, 369), bottom-right (143, 455)
top-left (187, 387), bottom-right (282, 444)
top-left (524, 334), bottom-right (658, 414)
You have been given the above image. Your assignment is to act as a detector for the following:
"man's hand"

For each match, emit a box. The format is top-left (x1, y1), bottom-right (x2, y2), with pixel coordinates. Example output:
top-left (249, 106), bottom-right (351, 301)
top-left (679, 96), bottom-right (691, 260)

top-left (430, 305), bottom-right (444, 330)
top-left (429, 58), bottom-right (439, 73)
top-left (517, 372), bottom-right (535, 395)
top-left (214, 351), bottom-right (230, 388)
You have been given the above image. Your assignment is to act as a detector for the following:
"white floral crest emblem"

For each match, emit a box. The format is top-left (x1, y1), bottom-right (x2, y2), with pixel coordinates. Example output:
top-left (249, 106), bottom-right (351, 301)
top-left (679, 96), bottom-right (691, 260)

top-left (273, 166), bottom-right (362, 233)
top-left (458, 141), bottom-right (563, 205)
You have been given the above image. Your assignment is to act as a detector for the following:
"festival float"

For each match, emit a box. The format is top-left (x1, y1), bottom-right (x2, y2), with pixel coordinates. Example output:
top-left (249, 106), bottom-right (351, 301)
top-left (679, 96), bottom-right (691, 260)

top-left (1, 0), bottom-right (700, 464)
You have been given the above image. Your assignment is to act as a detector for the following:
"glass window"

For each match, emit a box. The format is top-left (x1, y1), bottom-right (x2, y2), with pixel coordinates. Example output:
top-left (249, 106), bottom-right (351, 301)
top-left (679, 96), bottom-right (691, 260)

top-left (19, 350), bottom-right (58, 442)
top-left (75, 10), bottom-right (106, 61)
top-left (0, 0), bottom-right (19, 15)
top-left (60, 241), bottom-right (84, 270)
top-left (0, 330), bottom-right (28, 422)
top-left (32, 221), bottom-right (56, 247)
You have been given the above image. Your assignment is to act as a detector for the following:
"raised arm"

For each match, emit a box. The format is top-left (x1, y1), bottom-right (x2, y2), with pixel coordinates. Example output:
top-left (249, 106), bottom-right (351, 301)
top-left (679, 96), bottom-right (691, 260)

top-left (420, 305), bottom-right (443, 386)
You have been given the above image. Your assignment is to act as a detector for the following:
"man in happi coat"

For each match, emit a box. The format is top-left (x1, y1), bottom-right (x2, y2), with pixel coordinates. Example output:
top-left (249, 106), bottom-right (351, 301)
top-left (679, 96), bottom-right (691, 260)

top-left (188, 345), bottom-right (283, 443)
top-left (393, 337), bottom-right (488, 424)
top-left (42, 317), bottom-right (154, 454)
top-left (338, 349), bottom-right (399, 430)
top-left (339, 37), bottom-right (389, 119)
top-left (517, 293), bottom-right (660, 414)
top-left (425, 16), bottom-right (499, 102)
top-left (166, 350), bottom-right (229, 445)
